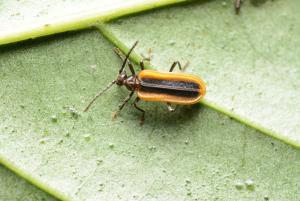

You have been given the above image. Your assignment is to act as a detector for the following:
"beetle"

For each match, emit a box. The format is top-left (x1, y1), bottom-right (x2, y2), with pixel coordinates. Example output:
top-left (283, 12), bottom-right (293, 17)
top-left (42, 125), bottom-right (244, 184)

top-left (84, 41), bottom-right (206, 124)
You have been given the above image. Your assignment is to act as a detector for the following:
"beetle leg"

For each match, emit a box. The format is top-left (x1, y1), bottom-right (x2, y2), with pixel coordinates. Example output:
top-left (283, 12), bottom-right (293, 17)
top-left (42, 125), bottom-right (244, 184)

top-left (140, 59), bottom-right (145, 70)
top-left (113, 91), bottom-right (134, 119)
top-left (169, 61), bottom-right (181, 72)
top-left (169, 61), bottom-right (190, 72)
top-left (140, 47), bottom-right (154, 70)
top-left (167, 102), bottom-right (177, 112)
top-left (140, 51), bottom-right (154, 70)
top-left (133, 97), bottom-right (145, 125)
top-left (127, 61), bottom-right (136, 75)
top-left (235, 0), bottom-right (242, 14)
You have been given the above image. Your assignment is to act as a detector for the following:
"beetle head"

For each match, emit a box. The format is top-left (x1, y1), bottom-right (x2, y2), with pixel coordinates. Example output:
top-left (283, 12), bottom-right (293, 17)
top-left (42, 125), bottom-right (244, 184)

top-left (116, 71), bottom-right (127, 86)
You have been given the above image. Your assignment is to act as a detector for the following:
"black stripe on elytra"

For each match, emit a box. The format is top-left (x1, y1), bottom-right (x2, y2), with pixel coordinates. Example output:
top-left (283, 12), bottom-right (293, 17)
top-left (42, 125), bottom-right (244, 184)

top-left (140, 85), bottom-right (199, 98)
top-left (140, 78), bottom-right (200, 98)
top-left (141, 78), bottom-right (199, 91)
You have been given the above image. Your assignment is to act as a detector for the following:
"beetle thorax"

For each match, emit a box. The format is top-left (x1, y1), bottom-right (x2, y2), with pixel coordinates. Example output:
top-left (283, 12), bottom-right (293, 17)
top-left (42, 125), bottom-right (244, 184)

top-left (116, 72), bottom-right (139, 91)
top-left (124, 75), bottom-right (139, 91)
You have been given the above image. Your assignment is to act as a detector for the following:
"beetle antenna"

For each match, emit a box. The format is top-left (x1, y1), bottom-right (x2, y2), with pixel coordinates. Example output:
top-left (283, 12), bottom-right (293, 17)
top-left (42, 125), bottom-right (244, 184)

top-left (119, 41), bottom-right (138, 74)
top-left (84, 80), bottom-right (117, 112)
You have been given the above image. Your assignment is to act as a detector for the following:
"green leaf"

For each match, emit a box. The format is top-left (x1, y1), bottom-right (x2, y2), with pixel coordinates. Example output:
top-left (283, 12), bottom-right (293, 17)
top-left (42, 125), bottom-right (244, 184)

top-left (1, 29), bottom-right (299, 201)
top-left (106, 0), bottom-right (300, 147)
top-left (0, 0), bottom-right (190, 45)
top-left (0, 165), bottom-right (57, 201)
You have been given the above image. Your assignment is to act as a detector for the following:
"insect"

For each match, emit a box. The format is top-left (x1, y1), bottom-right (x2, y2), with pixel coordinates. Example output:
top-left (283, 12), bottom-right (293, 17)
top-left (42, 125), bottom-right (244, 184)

top-left (84, 41), bottom-right (206, 124)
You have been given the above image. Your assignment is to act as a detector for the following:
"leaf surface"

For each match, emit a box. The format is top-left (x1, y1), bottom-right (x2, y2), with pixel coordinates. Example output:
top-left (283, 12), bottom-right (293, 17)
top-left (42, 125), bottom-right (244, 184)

top-left (0, 165), bottom-right (57, 201)
top-left (0, 30), bottom-right (299, 201)
top-left (0, 0), bottom-right (190, 45)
